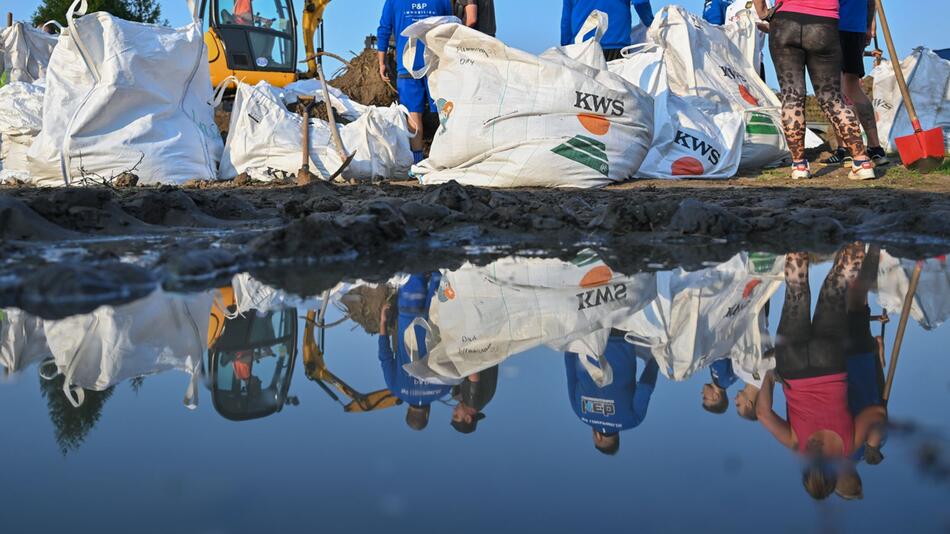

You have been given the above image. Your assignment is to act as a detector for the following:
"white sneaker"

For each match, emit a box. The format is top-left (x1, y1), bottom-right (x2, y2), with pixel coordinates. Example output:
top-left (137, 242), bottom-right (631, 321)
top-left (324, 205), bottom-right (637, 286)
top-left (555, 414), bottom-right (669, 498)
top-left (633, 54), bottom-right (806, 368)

top-left (791, 160), bottom-right (811, 180)
top-left (849, 159), bottom-right (877, 181)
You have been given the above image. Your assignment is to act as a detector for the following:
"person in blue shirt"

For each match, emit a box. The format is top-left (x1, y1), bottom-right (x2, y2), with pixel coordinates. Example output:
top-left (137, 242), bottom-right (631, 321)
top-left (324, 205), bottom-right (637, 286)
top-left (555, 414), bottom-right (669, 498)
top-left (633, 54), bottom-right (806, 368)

top-left (561, 0), bottom-right (656, 61)
top-left (376, 0), bottom-right (453, 165)
top-left (822, 0), bottom-right (890, 167)
top-left (702, 0), bottom-right (734, 25)
top-left (450, 365), bottom-right (499, 434)
top-left (565, 333), bottom-right (660, 455)
top-left (379, 273), bottom-right (453, 431)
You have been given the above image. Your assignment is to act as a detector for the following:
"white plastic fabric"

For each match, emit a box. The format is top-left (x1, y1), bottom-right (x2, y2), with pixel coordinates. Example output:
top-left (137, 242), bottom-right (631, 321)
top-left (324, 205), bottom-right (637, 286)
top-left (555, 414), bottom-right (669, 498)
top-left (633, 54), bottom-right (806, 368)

top-left (0, 308), bottom-right (52, 378)
top-left (658, 4), bottom-right (788, 170)
top-left (723, 0), bottom-right (770, 76)
top-left (219, 80), bottom-right (414, 181)
top-left (404, 253), bottom-right (658, 385)
top-left (876, 252), bottom-right (950, 331)
top-left (41, 289), bottom-right (213, 409)
top-left (0, 81), bottom-right (44, 183)
top-left (0, 22), bottom-right (58, 83)
top-left (624, 253), bottom-right (782, 381)
top-left (871, 48), bottom-right (950, 154)
top-left (26, 0), bottom-right (223, 186)
top-left (405, 13), bottom-right (654, 188)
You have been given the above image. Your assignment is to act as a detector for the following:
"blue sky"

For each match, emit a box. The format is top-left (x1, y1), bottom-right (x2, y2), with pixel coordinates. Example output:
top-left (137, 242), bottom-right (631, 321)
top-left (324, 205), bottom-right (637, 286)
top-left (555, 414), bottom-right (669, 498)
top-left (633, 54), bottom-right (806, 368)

top-left (8, 0), bottom-right (949, 83)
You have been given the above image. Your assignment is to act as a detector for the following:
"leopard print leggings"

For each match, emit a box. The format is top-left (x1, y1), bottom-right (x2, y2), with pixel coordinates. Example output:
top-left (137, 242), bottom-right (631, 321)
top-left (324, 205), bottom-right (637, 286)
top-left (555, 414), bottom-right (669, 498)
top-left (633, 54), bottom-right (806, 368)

top-left (776, 243), bottom-right (868, 380)
top-left (769, 13), bottom-right (868, 161)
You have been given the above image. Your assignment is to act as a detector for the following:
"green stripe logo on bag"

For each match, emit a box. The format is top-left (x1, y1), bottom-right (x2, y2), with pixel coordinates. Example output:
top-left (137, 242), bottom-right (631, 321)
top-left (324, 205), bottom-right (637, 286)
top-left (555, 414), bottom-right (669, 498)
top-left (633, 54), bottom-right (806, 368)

top-left (551, 135), bottom-right (609, 176)
top-left (746, 113), bottom-right (780, 136)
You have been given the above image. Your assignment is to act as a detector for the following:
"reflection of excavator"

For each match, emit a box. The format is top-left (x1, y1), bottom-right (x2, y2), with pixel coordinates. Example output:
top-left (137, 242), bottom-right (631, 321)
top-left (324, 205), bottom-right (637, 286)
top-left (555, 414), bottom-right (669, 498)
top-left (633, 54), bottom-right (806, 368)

top-left (301, 297), bottom-right (402, 413)
top-left (203, 0), bottom-right (330, 88)
top-left (206, 287), bottom-right (298, 421)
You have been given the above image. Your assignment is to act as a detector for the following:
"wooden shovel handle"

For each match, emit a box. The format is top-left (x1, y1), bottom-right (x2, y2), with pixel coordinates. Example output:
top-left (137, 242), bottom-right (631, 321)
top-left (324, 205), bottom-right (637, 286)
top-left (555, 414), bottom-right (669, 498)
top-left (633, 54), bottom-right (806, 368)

top-left (875, 0), bottom-right (921, 129)
top-left (882, 261), bottom-right (924, 404)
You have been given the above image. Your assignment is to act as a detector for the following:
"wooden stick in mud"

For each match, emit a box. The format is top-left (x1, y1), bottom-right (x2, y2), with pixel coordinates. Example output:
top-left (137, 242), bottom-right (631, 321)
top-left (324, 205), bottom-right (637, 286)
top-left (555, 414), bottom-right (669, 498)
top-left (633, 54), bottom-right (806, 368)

top-left (882, 261), bottom-right (924, 404)
top-left (297, 96), bottom-right (315, 186)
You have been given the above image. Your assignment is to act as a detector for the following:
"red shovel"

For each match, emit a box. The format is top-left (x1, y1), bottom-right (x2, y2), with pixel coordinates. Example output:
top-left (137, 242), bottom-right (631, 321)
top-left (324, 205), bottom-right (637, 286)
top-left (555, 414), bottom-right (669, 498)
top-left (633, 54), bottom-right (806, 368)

top-left (876, 0), bottom-right (946, 172)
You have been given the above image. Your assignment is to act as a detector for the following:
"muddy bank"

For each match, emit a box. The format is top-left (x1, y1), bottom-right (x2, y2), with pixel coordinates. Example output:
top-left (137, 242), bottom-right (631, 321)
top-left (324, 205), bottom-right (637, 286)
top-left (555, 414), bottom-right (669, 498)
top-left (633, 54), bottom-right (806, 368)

top-left (1, 177), bottom-right (949, 317)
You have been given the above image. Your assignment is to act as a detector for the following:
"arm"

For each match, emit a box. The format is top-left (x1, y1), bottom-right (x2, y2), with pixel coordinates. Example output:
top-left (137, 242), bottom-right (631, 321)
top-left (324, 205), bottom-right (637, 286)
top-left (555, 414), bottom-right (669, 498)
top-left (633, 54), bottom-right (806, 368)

top-left (854, 406), bottom-right (887, 449)
top-left (565, 353), bottom-right (580, 414)
top-left (631, 358), bottom-right (660, 427)
top-left (752, 0), bottom-right (769, 20)
top-left (560, 0), bottom-right (573, 46)
top-left (376, 0), bottom-right (394, 81)
top-left (755, 372), bottom-right (797, 448)
top-left (378, 336), bottom-right (397, 388)
top-left (633, 0), bottom-right (655, 27)
top-left (464, 3), bottom-right (478, 28)
top-left (866, 0), bottom-right (877, 46)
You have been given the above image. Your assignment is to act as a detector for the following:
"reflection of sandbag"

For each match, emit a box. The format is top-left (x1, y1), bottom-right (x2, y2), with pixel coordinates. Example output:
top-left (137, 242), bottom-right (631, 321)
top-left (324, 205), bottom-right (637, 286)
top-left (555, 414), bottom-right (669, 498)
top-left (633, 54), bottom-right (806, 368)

top-left (0, 308), bottom-right (52, 377)
top-left (0, 22), bottom-right (58, 83)
top-left (876, 252), bottom-right (950, 331)
top-left (404, 254), bottom-right (658, 383)
top-left (0, 81), bottom-right (44, 183)
top-left (626, 253), bottom-right (781, 381)
top-left (27, 0), bottom-right (223, 186)
top-left (41, 290), bottom-right (213, 408)
top-left (872, 48), bottom-right (950, 154)
top-left (219, 80), bottom-right (414, 181)
top-left (406, 13), bottom-right (654, 188)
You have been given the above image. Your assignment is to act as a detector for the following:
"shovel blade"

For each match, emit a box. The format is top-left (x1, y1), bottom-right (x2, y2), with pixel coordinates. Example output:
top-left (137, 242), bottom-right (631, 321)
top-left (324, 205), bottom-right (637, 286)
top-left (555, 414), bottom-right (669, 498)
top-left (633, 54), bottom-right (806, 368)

top-left (896, 127), bottom-right (946, 173)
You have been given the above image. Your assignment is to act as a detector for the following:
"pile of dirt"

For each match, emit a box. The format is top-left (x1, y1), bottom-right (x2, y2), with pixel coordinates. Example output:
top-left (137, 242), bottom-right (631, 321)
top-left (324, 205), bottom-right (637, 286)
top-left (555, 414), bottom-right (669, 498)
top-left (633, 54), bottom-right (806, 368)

top-left (328, 48), bottom-right (398, 108)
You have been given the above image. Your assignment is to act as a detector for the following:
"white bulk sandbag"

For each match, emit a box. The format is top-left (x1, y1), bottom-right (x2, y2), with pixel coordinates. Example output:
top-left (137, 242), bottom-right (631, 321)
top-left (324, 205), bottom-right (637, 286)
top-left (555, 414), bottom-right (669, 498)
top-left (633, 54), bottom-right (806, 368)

top-left (741, 110), bottom-right (789, 169)
top-left (648, 6), bottom-right (789, 169)
top-left (405, 13), bottom-right (654, 188)
top-left (0, 81), bottom-right (45, 183)
top-left (872, 48), bottom-right (950, 154)
top-left (282, 78), bottom-right (369, 122)
top-left (0, 308), bottom-right (52, 378)
top-left (41, 289), bottom-right (213, 408)
top-left (404, 253), bottom-right (658, 384)
top-left (26, 0), bottom-right (223, 187)
top-left (638, 92), bottom-right (744, 179)
top-left (0, 21), bottom-right (58, 83)
top-left (724, 0), bottom-right (770, 76)
top-left (625, 253), bottom-right (781, 381)
top-left (219, 79), bottom-right (414, 181)
top-left (876, 252), bottom-right (950, 331)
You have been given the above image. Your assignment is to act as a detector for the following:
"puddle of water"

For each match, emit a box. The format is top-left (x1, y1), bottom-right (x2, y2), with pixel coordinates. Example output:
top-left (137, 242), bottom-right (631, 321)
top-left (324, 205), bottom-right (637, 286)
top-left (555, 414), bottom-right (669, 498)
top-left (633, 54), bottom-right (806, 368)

top-left (2, 244), bottom-right (949, 532)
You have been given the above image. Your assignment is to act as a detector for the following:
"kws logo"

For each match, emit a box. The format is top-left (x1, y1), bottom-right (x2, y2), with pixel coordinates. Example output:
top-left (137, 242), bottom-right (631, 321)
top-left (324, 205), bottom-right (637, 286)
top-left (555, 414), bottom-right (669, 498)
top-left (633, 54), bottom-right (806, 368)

top-left (574, 91), bottom-right (625, 116)
top-left (675, 130), bottom-right (721, 166)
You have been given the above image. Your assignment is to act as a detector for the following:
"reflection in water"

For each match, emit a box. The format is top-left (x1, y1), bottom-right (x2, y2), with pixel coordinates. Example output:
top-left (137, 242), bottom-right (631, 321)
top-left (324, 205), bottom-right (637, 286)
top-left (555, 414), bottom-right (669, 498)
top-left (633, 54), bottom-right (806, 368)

top-left (1, 244), bottom-right (948, 509)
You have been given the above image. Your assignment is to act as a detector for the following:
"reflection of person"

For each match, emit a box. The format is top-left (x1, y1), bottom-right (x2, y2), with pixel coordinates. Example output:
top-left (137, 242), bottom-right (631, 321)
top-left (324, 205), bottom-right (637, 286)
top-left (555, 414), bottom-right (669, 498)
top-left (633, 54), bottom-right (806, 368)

top-left (455, 0), bottom-right (496, 36)
top-left (234, 0), bottom-right (254, 25)
top-left (379, 273), bottom-right (453, 431)
top-left (377, 0), bottom-right (454, 165)
top-left (565, 333), bottom-right (660, 455)
top-left (756, 244), bottom-right (883, 500)
top-left (702, 0), bottom-right (734, 25)
top-left (561, 0), bottom-right (656, 61)
top-left (451, 365), bottom-right (499, 434)
top-left (753, 0), bottom-right (876, 181)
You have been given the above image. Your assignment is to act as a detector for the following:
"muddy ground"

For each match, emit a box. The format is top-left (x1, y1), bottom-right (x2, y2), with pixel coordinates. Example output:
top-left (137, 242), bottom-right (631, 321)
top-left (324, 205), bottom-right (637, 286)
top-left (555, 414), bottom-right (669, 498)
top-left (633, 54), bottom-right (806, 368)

top-left (1, 159), bottom-right (948, 318)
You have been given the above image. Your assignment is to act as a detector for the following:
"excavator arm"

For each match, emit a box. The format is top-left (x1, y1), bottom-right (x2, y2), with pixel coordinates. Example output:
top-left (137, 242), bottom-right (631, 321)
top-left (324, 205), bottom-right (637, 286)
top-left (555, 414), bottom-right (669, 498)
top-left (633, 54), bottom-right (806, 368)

top-left (302, 0), bottom-right (331, 78)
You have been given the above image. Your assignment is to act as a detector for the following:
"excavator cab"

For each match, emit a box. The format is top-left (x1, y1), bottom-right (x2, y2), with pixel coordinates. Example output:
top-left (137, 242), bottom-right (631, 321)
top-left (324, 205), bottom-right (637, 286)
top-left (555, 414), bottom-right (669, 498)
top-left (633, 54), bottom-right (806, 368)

top-left (207, 299), bottom-right (299, 421)
top-left (203, 0), bottom-right (299, 87)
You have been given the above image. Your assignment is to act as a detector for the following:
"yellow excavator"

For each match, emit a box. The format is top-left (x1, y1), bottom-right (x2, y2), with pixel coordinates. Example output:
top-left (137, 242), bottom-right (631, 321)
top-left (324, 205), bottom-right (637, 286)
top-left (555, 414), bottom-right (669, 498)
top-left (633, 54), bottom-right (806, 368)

top-left (205, 286), bottom-right (400, 420)
top-left (202, 0), bottom-right (330, 88)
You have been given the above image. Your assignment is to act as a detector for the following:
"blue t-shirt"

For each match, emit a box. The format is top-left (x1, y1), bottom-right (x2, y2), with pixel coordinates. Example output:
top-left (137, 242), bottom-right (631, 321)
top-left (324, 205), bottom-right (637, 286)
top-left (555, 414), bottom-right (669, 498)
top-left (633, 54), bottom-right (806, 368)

top-left (839, 0), bottom-right (869, 33)
top-left (710, 359), bottom-right (738, 390)
top-left (565, 336), bottom-right (660, 433)
top-left (377, 0), bottom-right (453, 76)
top-left (703, 0), bottom-right (734, 26)
top-left (378, 273), bottom-right (453, 406)
top-left (561, 0), bottom-right (655, 50)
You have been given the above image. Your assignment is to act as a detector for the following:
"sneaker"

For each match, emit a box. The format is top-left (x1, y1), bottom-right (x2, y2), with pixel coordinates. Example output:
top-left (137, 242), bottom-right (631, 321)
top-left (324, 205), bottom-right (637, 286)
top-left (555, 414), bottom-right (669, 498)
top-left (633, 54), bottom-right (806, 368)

top-left (822, 147), bottom-right (851, 165)
top-left (849, 159), bottom-right (877, 181)
top-left (867, 146), bottom-right (891, 165)
top-left (791, 160), bottom-right (811, 180)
